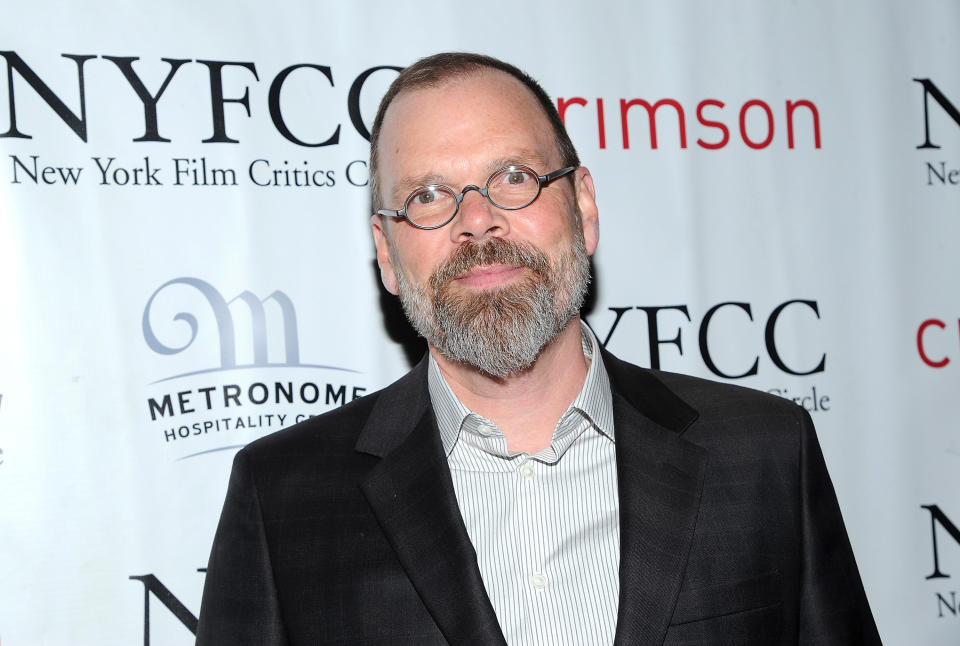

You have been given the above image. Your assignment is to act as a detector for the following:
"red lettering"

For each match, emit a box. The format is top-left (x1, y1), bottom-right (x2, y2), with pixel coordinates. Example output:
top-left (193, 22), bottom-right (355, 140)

top-left (596, 98), bottom-right (606, 149)
top-left (786, 100), bottom-right (821, 149)
top-left (918, 318), bottom-right (950, 367)
top-left (557, 96), bottom-right (606, 149)
top-left (556, 96), bottom-right (587, 124)
top-left (558, 94), bottom-right (821, 152)
top-left (739, 99), bottom-right (775, 149)
top-left (620, 98), bottom-right (686, 149)
top-left (696, 99), bottom-right (729, 149)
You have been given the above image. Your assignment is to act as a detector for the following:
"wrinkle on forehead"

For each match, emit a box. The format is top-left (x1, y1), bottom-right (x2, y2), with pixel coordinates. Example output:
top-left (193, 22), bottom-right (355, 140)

top-left (378, 71), bottom-right (560, 208)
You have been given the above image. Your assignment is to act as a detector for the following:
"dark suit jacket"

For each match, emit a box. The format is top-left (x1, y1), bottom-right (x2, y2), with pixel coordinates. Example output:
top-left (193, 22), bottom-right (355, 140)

top-left (196, 350), bottom-right (881, 645)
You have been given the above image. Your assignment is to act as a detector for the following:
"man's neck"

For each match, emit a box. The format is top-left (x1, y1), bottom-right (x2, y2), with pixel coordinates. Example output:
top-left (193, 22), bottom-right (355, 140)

top-left (430, 318), bottom-right (590, 455)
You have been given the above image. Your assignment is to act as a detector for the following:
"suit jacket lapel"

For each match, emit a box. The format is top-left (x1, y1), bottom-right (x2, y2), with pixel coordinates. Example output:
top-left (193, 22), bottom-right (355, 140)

top-left (357, 358), bottom-right (506, 646)
top-left (603, 351), bottom-right (708, 646)
top-left (354, 351), bottom-right (707, 645)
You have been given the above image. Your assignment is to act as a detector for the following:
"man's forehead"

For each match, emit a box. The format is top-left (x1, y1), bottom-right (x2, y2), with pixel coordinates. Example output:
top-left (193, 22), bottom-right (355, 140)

top-left (390, 68), bottom-right (535, 111)
top-left (381, 70), bottom-right (552, 141)
top-left (379, 71), bottom-right (559, 180)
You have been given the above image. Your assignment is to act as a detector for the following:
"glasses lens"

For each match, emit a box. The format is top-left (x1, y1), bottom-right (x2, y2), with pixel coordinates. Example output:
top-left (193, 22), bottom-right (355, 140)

top-left (405, 186), bottom-right (457, 227)
top-left (487, 165), bottom-right (540, 209)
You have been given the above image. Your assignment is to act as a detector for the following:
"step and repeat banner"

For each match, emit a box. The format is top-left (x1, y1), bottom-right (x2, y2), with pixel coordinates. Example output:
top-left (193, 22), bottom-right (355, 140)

top-left (1, 1), bottom-right (957, 644)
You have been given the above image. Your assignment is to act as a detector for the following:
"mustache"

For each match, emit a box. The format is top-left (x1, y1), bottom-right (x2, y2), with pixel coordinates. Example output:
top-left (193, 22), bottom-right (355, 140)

top-left (430, 238), bottom-right (549, 290)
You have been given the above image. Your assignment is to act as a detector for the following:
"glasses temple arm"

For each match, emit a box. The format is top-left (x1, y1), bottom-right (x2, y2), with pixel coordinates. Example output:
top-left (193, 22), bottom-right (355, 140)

top-left (541, 166), bottom-right (577, 182)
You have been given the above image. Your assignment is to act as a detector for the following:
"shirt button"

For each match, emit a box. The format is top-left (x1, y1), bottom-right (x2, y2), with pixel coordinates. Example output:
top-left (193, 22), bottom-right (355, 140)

top-left (520, 463), bottom-right (535, 480)
top-left (477, 423), bottom-right (496, 437)
top-left (530, 572), bottom-right (548, 590)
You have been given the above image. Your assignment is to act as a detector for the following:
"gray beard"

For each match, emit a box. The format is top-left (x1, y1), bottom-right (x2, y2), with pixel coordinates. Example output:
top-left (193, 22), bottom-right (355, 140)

top-left (391, 229), bottom-right (591, 379)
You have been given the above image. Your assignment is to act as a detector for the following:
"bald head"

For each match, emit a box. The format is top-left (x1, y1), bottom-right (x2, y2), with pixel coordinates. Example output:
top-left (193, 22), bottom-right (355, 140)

top-left (368, 52), bottom-right (580, 214)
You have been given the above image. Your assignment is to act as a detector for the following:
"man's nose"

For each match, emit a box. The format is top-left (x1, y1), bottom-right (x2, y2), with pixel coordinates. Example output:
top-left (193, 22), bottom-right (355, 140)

top-left (448, 186), bottom-right (510, 242)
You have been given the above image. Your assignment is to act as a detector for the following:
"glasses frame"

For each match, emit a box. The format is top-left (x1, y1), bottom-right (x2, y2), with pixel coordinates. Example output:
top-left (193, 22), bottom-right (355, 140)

top-left (376, 165), bottom-right (577, 230)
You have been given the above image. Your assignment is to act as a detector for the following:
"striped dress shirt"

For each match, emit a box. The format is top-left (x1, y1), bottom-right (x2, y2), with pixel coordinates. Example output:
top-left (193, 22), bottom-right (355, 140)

top-left (427, 323), bottom-right (620, 645)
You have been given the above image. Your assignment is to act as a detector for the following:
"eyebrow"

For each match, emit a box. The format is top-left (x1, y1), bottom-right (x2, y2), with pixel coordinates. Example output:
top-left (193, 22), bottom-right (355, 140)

top-left (394, 171), bottom-right (447, 198)
top-left (483, 150), bottom-right (552, 175)
top-left (392, 149), bottom-right (555, 202)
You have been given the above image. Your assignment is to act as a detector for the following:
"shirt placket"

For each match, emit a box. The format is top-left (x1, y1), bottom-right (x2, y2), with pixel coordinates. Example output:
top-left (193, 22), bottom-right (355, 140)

top-left (514, 454), bottom-right (552, 646)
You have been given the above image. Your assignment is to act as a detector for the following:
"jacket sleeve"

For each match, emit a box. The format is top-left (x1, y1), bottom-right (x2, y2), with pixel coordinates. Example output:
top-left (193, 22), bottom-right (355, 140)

top-left (797, 409), bottom-right (882, 645)
top-left (195, 450), bottom-right (289, 646)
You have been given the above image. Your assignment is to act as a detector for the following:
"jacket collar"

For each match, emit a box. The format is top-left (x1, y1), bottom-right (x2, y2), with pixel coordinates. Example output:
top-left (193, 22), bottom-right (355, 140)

top-left (600, 347), bottom-right (699, 434)
top-left (354, 354), bottom-right (432, 458)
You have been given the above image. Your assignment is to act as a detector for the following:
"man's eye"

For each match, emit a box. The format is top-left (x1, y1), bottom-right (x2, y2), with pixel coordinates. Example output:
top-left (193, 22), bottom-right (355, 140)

top-left (416, 191), bottom-right (436, 204)
top-left (506, 171), bottom-right (531, 185)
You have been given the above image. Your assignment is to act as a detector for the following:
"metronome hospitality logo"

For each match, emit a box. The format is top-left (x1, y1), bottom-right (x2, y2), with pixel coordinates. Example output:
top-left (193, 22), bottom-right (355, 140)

top-left (142, 277), bottom-right (367, 459)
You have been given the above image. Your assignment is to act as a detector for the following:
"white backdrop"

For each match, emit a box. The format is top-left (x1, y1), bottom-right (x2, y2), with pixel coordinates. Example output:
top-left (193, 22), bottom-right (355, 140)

top-left (1, 1), bottom-right (958, 644)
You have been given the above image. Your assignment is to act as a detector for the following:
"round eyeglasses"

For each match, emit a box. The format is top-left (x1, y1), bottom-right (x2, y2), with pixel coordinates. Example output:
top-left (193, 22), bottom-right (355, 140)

top-left (376, 165), bottom-right (577, 230)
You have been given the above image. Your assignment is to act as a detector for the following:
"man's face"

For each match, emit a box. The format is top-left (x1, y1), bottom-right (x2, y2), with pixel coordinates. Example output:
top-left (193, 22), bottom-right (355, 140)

top-left (371, 70), bottom-right (599, 377)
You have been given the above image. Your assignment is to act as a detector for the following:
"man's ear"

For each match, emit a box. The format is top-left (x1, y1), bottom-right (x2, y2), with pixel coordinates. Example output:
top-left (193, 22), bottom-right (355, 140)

top-left (574, 168), bottom-right (599, 255)
top-left (371, 215), bottom-right (400, 295)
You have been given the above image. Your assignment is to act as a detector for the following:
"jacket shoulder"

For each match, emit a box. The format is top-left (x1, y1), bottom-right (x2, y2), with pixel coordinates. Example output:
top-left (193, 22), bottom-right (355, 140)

top-left (650, 368), bottom-right (805, 422)
top-left (238, 380), bottom-right (385, 460)
top-left (239, 354), bottom-right (431, 462)
top-left (602, 348), bottom-right (806, 431)
top-left (646, 368), bottom-right (813, 466)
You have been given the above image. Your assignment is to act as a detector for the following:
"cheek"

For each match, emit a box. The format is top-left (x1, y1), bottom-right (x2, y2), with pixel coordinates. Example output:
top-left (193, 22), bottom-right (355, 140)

top-left (518, 205), bottom-right (580, 252)
top-left (392, 234), bottom-right (449, 283)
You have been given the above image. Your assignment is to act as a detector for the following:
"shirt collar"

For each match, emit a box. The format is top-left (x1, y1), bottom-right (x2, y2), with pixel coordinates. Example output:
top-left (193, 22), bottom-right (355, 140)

top-left (428, 321), bottom-right (615, 458)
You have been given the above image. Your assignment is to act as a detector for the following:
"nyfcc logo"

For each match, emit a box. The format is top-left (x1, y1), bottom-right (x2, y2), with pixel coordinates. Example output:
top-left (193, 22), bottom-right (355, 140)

top-left (587, 298), bottom-right (830, 412)
top-left (915, 78), bottom-right (960, 187)
top-left (921, 504), bottom-right (960, 620)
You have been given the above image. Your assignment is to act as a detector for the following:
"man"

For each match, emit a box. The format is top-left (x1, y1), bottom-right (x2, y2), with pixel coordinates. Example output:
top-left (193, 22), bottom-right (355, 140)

top-left (196, 53), bottom-right (881, 645)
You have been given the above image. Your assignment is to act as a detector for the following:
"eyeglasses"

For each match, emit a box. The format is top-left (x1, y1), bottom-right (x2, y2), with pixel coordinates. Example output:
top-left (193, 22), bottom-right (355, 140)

top-left (377, 165), bottom-right (577, 230)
